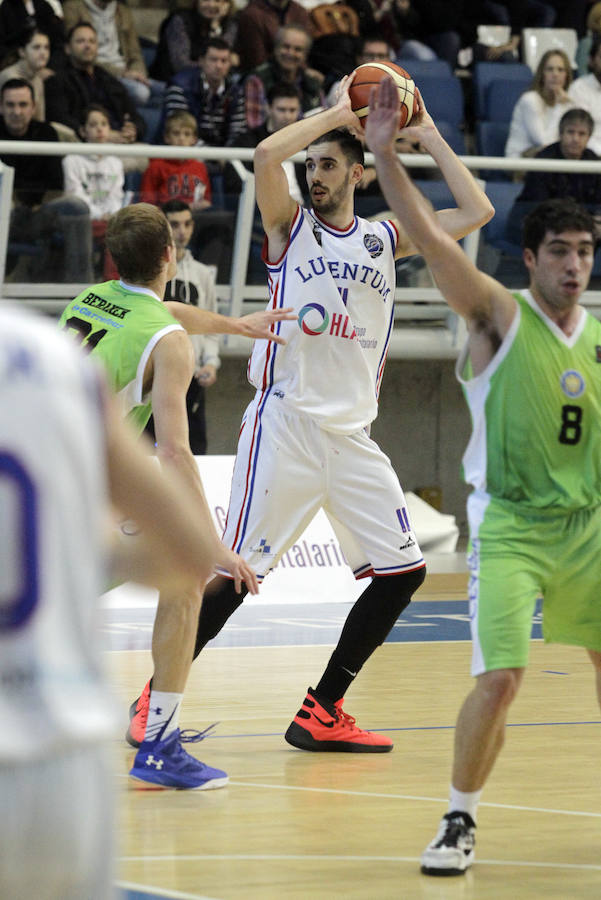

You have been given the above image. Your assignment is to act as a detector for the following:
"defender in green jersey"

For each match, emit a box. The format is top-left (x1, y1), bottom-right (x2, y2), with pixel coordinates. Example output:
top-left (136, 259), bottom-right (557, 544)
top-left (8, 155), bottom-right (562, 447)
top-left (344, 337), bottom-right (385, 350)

top-left (59, 203), bottom-right (292, 791)
top-left (366, 76), bottom-right (601, 876)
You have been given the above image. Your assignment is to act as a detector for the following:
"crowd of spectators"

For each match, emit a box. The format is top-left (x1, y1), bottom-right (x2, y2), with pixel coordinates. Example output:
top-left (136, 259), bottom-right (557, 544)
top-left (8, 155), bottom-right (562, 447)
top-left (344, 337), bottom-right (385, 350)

top-left (2, 0), bottom-right (601, 286)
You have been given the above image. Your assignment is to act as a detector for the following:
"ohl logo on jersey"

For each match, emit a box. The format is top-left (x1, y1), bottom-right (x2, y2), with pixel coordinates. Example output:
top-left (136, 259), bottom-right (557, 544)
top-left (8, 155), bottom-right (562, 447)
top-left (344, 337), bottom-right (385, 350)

top-left (298, 303), bottom-right (330, 335)
top-left (298, 303), bottom-right (357, 341)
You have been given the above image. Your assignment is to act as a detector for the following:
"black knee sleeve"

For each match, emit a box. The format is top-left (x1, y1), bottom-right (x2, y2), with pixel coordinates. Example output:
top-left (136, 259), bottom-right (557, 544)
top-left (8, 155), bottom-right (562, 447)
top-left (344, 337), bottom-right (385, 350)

top-left (193, 577), bottom-right (248, 659)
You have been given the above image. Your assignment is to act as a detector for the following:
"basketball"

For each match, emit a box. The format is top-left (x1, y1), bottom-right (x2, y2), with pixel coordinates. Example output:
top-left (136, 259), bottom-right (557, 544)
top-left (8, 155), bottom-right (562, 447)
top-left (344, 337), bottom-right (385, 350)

top-left (349, 62), bottom-right (416, 129)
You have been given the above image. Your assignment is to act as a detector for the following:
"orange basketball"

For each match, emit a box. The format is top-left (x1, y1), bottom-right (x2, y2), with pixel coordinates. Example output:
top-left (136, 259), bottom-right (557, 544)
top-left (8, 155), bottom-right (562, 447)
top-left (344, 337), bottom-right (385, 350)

top-left (349, 62), bottom-right (417, 129)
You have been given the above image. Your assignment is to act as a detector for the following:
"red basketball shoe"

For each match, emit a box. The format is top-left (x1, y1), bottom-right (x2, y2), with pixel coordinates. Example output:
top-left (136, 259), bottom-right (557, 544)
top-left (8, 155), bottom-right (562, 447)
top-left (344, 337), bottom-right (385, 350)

top-left (284, 688), bottom-right (393, 752)
top-left (126, 679), bottom-right (151, 748)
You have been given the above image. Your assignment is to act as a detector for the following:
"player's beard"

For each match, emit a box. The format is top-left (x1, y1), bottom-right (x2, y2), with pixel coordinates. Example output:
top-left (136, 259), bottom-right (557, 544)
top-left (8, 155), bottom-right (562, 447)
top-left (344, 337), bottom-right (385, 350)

top-left (312, 173), bottom-right (350, 217)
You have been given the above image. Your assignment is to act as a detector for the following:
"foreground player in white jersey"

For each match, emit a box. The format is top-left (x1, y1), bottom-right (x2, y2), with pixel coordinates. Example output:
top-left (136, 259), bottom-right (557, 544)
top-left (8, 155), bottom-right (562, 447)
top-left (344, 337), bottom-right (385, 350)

top-left (127, 78), bottom-right (494, 751)
top-left (0, 306), bottom-right (245, 900)
top-left (365, 75), bottom-right (601, 874)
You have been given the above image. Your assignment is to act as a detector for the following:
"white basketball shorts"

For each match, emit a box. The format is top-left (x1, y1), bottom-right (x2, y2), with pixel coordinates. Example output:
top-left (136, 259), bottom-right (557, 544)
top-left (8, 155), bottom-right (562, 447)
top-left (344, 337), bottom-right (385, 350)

top-left (219, 394), bottom-right (424, 580)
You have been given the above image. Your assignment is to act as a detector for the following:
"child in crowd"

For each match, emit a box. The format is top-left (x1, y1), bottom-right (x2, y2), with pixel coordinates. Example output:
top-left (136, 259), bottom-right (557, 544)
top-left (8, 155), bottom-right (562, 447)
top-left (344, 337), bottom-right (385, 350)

top-left (63, 104), bottom-right (124, 218)
top-left (140, 111), bottom-right (212, 209)
top-left (62, 104), bottom-right (124, 277)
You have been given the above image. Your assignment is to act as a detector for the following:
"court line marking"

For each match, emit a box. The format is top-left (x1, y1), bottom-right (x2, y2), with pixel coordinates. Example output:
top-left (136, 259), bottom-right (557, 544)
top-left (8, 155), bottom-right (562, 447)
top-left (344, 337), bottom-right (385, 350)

top-left (225, 780), bottom-right (601, 818)
top-left (117, 854), bottom-right (601, 871)
top-left (116, 882), bottom-right (218, 900)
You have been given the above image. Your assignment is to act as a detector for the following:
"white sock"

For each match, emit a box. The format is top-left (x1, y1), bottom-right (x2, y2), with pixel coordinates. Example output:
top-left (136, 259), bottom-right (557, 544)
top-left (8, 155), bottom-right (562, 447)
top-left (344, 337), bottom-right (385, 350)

top-left (144, 691), bottom-right (182, 741)
top-left (448, 786), bottom-right (482, 823)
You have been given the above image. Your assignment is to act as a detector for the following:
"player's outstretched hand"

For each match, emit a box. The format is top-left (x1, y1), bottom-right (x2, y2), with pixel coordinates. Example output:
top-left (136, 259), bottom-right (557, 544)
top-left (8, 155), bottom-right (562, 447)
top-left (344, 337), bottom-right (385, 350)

top-left (365, 76), bottom-right (402, 154)
top-left (237, 308), bottom-right (295, 344)
top-left (215, 546), bottom-right (259, 595)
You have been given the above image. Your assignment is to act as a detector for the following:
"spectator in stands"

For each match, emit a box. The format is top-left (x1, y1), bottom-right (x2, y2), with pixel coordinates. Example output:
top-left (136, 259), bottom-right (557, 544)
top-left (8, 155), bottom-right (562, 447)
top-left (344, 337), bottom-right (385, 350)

top-left (151, 0), bottom-right (240, 81)
top-left (164, 37), bottom-right (246, 148)
top-left (506, 107), bottom-right (601, 243)
top-left (0, 78), bottom-right (93, 282)
top-left (355, 0), bottom-right (437, 61)
top-left (569, 34), bottom-right (601, 155)
top-left (140, 111), bottom-right (212, 209)
top-left (505, 49), bottom-right (575, 158)
top-left (0, 27), bottom-right (51, 121)
top-left (62, 103), bottom-right (124, 278)
top-left (163, 198), bottom-right (222, 455)
top-left (62, 0), bottom-right (163, 107)
top-left (472, 0), bottom-right (556, 63)
top-left (409, 0), bottom-right (463, 67)
top-left (227, 81), bottom-right (306, 202)
top-left (244, 25), bottom-right (323, 129)
top-left (0, 0), bottom-right (65, 71)
top-left (45, 22), bottom-right (145, 143)
top-left (235, 0), bottom-right (313, 73)
top-left (63, 103), bottom-right (124, 217)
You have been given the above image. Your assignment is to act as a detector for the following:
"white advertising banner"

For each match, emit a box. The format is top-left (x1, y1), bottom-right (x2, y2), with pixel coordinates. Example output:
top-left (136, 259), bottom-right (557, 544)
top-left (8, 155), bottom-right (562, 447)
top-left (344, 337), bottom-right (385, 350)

top-left (103, 455), bottom-right (459, 609)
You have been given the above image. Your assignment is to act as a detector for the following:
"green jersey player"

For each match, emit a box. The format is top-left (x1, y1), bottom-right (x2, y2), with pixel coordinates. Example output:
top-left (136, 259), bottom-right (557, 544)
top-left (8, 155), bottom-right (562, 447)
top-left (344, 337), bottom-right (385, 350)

top-left (366, 74), bottom-right (601, 877)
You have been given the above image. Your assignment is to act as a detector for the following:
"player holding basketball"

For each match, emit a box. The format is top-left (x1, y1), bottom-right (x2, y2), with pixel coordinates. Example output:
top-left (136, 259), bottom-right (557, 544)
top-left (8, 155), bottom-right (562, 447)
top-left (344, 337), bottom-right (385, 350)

top-left (365, 75), bottom-right (601, 873)
top-left (126, 76), bottom-right (493, 752)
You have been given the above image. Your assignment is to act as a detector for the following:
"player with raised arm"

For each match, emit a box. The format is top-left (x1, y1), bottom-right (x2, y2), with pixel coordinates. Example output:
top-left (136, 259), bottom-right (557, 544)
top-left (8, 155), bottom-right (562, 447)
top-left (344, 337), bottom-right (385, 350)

top-left (365, 75), bottom-right (601, 875)
top-left (126, 78), bottom-right (493, 754)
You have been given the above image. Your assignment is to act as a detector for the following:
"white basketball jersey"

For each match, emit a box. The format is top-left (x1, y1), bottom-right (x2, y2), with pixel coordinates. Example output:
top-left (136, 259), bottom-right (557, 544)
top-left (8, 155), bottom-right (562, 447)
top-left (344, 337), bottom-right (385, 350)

top-left (248, 207), bottom-right (398, 434)
top-left (0, 307), bottom-right (115, 761)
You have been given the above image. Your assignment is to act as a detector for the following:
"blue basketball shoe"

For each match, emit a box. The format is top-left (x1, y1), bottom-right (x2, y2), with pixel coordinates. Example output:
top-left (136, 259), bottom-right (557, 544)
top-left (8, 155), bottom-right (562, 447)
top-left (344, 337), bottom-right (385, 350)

top-left (129, 725), bottom-right (228, 790)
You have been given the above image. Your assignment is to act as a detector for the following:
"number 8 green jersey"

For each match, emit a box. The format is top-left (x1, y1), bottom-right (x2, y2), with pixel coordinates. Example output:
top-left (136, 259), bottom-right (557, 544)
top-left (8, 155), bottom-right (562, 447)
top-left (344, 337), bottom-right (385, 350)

top-left (457, 290), bottom-right (601, 511)
top-left (59, 280), bottom-right (184, 433)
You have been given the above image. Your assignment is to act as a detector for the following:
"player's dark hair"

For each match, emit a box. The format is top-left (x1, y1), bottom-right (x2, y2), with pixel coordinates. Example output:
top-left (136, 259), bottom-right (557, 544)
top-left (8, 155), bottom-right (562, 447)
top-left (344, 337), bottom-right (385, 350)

top-left (106, 203), bottom-right (172, 284)
top-left (0, 77), bottom-right (34, 101)
top-left (522, 199), bottom-right (595, 253)
top-left (559, 107), bottom-right (594, 135)
top-left (266, 81), bottom-right (301, 105)
top-left (309, 128), bottom-right (364, 167)
top-left (161, 199), bottom-right (192, 216)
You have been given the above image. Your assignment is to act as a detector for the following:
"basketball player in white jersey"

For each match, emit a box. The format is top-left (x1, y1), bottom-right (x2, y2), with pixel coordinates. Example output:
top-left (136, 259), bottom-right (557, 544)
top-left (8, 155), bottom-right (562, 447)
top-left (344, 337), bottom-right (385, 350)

top-left (126, 78), bottom-right (494, 751)
top-left (0, 305), bottom-right (245, 900)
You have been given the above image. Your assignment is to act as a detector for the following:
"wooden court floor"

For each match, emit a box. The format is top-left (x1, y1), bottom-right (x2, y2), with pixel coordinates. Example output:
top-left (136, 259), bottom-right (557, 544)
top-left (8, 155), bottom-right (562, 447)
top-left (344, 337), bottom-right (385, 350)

top-left (108, 575), bottom-right (601, 900)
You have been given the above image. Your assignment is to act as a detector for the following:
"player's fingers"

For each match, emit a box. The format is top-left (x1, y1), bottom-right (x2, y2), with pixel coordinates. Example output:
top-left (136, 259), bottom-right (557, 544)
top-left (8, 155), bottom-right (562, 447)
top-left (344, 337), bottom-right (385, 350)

top-left (244, 565), bottom-right (259, 595)
top-left (269, 333), bottom-right (288, 345)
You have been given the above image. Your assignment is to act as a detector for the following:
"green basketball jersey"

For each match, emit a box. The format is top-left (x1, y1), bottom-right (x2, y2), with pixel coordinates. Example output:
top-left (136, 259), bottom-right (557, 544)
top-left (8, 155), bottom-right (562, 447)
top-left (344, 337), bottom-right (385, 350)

top-left (458, 290), bottom-right (601, 511)
top-left (59, 280), bottom-right (183, 433)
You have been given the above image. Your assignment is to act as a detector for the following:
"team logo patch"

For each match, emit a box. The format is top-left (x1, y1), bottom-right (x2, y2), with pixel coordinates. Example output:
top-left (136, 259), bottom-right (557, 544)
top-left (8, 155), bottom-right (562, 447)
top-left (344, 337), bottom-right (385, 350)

top-left (298, 303), bottom-right (330, 335)
top-left (560, 369), bottom-right (585, 398)
top-left (312, 221), bottom-right (322, 246)
top-left (363, 233), bottom-right (384, 258)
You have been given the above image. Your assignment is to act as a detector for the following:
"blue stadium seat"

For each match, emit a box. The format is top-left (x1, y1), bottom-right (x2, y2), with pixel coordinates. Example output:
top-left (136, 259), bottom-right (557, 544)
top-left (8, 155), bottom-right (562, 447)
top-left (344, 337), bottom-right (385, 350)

top-left (396, 59), bottom-right (453, 79)
top-left (416, 74), bottom-right (464, 126)
top-left (485, 79), bottom-right (529, 123)
top-left (412, 178), bottom-right (455, 211)
top-left (475, 121), bottom-right (511, 180)
top-left (473, 62), bottom-right (531, 120)
top-left (481, 180), bottom-right (523, 256)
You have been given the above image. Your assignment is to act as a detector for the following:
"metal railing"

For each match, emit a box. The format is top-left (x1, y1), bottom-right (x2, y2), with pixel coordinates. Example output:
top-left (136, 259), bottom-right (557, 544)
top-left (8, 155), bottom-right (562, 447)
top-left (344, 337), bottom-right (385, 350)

top-left (2, 143), bottom-right (601, 358)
